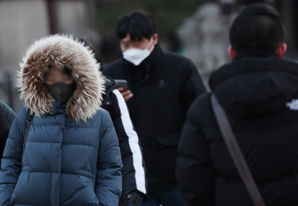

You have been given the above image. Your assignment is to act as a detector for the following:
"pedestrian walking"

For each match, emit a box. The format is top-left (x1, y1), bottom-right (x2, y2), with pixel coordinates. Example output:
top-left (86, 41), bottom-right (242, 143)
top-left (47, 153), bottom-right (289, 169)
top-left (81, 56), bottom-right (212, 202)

top-left (176, 3), bottom-right (298, 206)
top-left (79, 38), bottom-right (146, 206)
top-left (0, 35), bottom-right (123, 206)
top-left (104, 11), bottom-right (206, 206)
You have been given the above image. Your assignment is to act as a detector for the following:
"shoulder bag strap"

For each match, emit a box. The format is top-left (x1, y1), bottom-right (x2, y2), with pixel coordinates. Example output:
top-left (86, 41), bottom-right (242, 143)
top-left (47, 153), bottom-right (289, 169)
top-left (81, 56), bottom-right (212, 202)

top-left (211, 94), bottom-right (266, 206)
top-left (21, 112), bottom-right (34, 166)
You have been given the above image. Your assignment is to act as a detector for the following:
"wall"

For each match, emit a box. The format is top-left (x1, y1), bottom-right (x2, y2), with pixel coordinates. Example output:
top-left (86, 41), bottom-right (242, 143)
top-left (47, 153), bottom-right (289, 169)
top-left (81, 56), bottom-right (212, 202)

top-left (0, 0), bottom-right (49, 111)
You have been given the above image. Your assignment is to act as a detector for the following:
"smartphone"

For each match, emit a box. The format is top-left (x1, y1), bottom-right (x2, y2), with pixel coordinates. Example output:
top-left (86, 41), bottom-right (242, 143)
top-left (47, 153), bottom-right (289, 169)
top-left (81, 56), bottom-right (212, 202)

top-left (115, 79), bottom-right (128, 89)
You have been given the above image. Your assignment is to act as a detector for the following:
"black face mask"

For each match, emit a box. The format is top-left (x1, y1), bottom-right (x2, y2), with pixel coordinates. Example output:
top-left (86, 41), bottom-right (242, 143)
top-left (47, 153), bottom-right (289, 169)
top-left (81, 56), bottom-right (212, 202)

top-left (46, 82), bottom-right (76, 104)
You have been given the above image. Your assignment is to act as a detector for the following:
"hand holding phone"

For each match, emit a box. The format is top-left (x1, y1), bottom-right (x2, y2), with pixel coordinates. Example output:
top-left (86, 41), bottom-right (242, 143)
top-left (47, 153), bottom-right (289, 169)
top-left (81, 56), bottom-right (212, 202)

top-left (115, 79), bottom-right (128, 89)
top-left (118, 87), bottom-right (133, 101)
top-left (115, 79), bottom-right (133, 101)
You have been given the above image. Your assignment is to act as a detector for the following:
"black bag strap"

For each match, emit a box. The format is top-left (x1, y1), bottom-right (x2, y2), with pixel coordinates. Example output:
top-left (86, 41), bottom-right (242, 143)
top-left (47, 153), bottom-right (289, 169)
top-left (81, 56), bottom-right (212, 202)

top-left (211, 94), bottom-right (266, 206)
top-left (21, 111), bottom-right (34, 165)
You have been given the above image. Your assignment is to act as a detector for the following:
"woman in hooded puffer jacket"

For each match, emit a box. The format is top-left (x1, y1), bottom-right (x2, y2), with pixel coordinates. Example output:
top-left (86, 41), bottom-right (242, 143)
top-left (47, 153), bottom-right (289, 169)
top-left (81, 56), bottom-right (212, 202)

top-left (0, 35), bottom-right (122, 206)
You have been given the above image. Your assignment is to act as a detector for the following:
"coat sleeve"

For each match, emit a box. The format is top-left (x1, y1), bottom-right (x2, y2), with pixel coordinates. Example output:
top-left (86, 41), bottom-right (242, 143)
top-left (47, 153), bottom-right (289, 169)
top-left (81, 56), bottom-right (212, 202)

top-left (0, 100), bottom-right (16, 126)
top-left (0, 107), bottom-right (27, 206)
top-left (176, 99), bottom-right (215, 206)
top-left (110, 89), bottom-right (146, 196)
top-left (96, 110), bottom-right (123, 206)
top-left (180, 59), bottom-right (206, 111)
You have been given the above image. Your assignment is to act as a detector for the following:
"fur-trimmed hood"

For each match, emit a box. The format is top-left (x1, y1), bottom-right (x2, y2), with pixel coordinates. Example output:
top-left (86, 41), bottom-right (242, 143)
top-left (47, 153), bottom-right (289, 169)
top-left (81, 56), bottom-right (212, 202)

top-left (18, 35), bottom-right (104, 122)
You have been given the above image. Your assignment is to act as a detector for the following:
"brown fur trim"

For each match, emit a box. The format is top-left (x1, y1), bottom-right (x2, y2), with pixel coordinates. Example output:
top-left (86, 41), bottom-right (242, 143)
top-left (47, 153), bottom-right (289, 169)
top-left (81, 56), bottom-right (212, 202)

top-left (18, 35), bottom-right (104, 122)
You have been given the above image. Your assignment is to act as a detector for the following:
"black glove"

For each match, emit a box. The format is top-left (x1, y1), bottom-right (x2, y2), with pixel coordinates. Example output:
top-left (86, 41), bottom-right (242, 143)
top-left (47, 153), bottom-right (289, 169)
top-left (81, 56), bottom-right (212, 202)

top-left (127, 190), bottom-right (144, 206)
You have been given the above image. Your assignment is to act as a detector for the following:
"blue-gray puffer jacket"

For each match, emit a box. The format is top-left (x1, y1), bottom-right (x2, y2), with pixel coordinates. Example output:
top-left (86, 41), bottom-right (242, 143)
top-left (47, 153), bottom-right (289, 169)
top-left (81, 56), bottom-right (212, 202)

top-left (0, 35), bottom-right (123, 206)
top-left (0, 104), bottom-right (122, 206)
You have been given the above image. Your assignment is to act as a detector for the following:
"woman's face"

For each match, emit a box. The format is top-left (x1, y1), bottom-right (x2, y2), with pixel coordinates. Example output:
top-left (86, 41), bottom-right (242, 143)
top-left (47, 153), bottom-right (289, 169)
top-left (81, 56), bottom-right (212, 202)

top-left (45, 67), bottom-right (73, 85)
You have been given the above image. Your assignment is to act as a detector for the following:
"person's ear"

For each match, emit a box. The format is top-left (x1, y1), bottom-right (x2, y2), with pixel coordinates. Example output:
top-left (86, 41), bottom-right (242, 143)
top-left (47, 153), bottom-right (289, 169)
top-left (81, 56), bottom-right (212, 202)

top-left (152, 34), bottom-right (158, 45)
top-left (228, 46), bottom-right (236, 60)
top-left (276, 43), bottom-right (287, 58)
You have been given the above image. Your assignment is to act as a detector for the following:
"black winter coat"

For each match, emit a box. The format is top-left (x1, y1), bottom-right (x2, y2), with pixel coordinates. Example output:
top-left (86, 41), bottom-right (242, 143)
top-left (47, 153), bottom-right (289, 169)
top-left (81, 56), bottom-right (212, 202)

top-left (104, 45), bottom-right (206, 191)
top-left (101, 77), bottom-right (146, 200)
top-left (176, 51), bottom-right (298, 206)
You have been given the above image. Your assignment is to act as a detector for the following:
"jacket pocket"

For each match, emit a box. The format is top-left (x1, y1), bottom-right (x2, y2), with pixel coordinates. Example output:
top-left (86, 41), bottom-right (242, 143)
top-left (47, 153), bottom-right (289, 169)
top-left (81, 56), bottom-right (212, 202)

top-left (156, 135), bottom-right (180, 183)
top-left (9, 170), bottom-right (31, 205)
top-left (79, 176), bottom-right (99, 206)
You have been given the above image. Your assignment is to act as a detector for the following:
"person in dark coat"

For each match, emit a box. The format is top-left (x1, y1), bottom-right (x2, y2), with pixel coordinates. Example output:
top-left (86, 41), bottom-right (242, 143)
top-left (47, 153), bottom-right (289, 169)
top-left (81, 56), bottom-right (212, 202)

top-left (79, 38), bottom-right (146, 206)
top-left (102, 77), bottom-right (146, 206)
top-left (0, 35), bottom-right (122, 206)
top-left (176, 3), bottom-right (298, 206)
top-left (104, 11), bottom-right (206, 206)
top-left (0, 100), bottom-right (15, 126)
top-left (0, 100), bottom-right (16, 163)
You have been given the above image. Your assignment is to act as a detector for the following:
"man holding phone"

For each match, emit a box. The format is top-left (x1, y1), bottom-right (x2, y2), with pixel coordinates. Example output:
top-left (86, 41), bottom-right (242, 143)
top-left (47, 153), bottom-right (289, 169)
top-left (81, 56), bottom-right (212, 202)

top-left (104, 11), bottom-right (206, 206)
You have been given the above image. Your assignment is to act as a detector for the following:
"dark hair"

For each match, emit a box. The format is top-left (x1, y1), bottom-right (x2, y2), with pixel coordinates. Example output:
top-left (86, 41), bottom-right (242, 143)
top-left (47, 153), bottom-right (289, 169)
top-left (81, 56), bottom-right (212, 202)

top-left (117, 11), bottom-right (157, 41)
top-left (229, 3), bottom-right (285, 52)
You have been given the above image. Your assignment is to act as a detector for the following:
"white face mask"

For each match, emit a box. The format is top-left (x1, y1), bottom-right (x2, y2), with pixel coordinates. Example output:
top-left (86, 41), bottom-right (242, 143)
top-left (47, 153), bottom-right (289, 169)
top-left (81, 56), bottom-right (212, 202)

top-left (123, 38), bottom-right (154, 66)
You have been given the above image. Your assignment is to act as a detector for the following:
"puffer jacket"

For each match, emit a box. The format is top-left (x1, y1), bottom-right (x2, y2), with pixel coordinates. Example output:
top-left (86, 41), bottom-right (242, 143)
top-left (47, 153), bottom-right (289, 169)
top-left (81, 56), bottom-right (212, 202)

top-left (0, 35), bottom-right (123, 206)
top-left (102, 77), bottom-right (146, 204)
top-left (104, 45), bottom-right (206, 192)
top-left (176, 51), bottom-right (298, 206)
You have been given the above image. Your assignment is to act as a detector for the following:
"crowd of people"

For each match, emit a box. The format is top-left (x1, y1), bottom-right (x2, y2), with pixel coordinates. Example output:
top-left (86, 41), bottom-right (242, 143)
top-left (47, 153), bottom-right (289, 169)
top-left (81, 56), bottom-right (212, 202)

top-left (0, 3), bottom-right (297, 206)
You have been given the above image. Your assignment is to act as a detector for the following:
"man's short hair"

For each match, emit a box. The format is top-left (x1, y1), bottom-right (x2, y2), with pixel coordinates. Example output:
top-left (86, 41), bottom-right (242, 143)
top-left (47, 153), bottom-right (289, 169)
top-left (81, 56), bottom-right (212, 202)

top-left (229, 3), bottom-right (286, 52)
top-left (117, 11), bottom-right (157, 41)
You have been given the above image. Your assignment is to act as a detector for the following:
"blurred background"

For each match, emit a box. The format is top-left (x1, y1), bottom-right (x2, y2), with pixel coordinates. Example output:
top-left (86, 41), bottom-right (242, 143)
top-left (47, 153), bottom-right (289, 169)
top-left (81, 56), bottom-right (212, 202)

top-left (0, 0), bottom-right (297, 112)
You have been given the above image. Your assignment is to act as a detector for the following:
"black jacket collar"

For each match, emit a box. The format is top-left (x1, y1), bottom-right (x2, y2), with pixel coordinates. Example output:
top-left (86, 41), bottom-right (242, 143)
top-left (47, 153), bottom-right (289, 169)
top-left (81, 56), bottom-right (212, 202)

top-left (209, 52), bottom-right (298, 118)
top-left (143, 44), bottom-right (163, 69)
top-left (234, 49), bottom-right (278, 60)
top-left (210, 52), bottom-right (298, 90)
